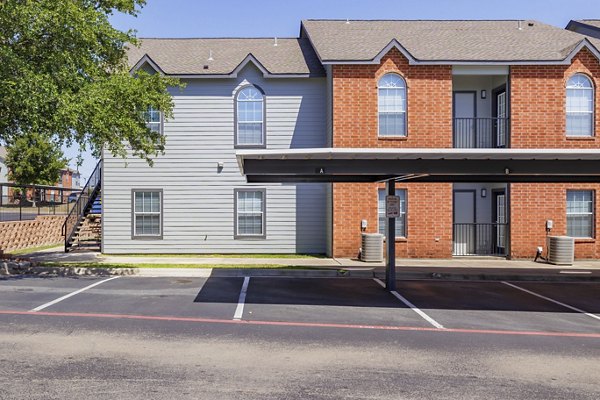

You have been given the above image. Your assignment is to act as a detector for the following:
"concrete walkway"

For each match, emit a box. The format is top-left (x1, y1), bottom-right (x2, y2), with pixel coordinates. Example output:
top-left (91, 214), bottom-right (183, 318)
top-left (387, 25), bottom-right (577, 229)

top-left (18, 247), bottom-right (600, 270)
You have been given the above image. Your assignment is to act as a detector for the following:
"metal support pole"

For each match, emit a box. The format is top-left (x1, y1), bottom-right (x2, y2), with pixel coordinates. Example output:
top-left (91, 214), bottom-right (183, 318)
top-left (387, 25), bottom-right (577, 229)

top-left (385, 180), bottom-right (396, 291)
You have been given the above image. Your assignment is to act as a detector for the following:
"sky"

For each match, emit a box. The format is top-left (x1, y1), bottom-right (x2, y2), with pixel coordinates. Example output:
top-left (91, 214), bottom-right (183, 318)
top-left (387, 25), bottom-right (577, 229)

top-left (71, 0), bottom-right (600, 183)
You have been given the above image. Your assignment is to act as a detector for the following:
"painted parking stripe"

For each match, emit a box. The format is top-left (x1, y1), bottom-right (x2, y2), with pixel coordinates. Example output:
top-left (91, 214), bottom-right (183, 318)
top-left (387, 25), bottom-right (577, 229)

top-left (2, 310), bottom-right (600, 339)
top-left (233, 277), bottom-right (250, 320)
top-left (502, 281), bottom-right (600, 322)
top-left (373, 278), bottom-right (445, 330)
top-left (30, 276), bottom-right (121, 312)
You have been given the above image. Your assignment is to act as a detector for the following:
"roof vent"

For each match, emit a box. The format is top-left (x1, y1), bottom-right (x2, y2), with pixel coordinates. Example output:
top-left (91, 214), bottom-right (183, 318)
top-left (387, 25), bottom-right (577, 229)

top-left (346, 18), bottom-right (350, 24)
top-left (203, 65), bottom-right (209, 70)
top-left (528, 22), bottom-right (534, 27)
top-left (274, 37), bottom-right (278, 47)
top-left (208, 50), bottom-right (214, 62)
top-left (518, 20), bottom-right (522, 30)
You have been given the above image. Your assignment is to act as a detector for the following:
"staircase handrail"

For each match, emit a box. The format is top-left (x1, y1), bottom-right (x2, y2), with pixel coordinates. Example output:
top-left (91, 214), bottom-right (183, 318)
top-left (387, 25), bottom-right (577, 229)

top-left (63, 160), bottom-right (102, 252)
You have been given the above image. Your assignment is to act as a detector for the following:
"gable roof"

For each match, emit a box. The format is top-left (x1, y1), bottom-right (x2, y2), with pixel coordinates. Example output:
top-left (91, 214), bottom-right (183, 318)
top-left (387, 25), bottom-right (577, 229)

top-left (572, 20), bottom-right (600, 29)
top-left (301, 19), bottom-right (600, 64)
top-left (126, 38), bottom-right (324, 77)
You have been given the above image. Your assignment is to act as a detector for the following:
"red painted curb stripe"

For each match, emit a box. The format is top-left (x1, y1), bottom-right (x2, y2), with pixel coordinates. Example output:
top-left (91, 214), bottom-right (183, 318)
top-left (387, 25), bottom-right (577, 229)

top-left (0, 310), bottom-right (599, 338)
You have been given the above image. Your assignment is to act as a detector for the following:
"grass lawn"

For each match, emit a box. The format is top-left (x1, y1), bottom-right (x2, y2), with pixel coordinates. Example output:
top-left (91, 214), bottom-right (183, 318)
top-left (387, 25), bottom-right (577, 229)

top-left (105, 253), bottom-right (326, 259)
top-left (8, 243), bottom-right (62, 256)
top-left (38, 262), bottom-right (325, 270)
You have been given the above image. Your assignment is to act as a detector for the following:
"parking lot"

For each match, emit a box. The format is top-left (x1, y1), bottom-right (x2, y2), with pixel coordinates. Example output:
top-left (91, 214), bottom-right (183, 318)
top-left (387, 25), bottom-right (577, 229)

top-left (1, 274), bottom-right (599, 337)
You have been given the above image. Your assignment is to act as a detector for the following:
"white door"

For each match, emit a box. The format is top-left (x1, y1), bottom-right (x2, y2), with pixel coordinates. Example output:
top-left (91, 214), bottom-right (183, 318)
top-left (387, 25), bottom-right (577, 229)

top-left (453, 191), bottom-right (476, 255)
top-left (454, 92), bottom-right (476, 148)
top-left (496, 91), bottom-right (507, 147)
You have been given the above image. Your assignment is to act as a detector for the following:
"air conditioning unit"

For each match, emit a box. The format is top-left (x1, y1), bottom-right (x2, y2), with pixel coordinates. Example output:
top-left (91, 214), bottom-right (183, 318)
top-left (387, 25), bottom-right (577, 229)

top-left (361, 233), bottom-right (384, 262)
top-left (547, 236), bottom-right (575, 266)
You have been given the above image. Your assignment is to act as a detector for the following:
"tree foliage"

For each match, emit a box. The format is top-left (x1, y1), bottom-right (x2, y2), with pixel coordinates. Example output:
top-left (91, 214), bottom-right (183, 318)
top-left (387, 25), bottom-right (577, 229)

top-left (0, 0), bottom-right (181, 164)
top-left (5, 132), bottom-right (68, 186)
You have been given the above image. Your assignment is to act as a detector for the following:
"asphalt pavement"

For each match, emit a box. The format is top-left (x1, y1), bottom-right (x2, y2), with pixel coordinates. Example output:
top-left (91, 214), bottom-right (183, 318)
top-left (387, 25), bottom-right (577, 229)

top-left (0, 275), bottom-right (599, 399)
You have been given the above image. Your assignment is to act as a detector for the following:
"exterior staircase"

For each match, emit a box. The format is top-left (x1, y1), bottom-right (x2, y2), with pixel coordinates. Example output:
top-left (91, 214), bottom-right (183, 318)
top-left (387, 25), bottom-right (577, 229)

top-left (63, 161), bottom-right (102, 252)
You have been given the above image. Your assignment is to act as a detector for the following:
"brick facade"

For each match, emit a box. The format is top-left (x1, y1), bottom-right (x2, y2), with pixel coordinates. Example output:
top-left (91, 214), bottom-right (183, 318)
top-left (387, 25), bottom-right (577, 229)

top-left (509, 48), bottom-right (600, 259)
top-left (332, 48), bottom-right (454, 258)
top-left (331, 47), bottom-right (600, 260)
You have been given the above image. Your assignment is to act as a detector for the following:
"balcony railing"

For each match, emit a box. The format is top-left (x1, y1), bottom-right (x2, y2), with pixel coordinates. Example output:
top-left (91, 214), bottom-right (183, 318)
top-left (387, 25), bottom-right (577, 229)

top-left (453, 223), bottom-right (508, 256)
top-left (453, 117), bottom-right (509, 148)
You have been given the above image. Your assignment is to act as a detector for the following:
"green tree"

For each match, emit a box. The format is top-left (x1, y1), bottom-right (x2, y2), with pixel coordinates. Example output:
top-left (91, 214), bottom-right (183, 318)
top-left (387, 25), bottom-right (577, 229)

top-left (0, 0), bottom-right (181, 164)
top-left (6, 133), bottom-right (67, 187)
top-left (5, 133), bottom-right (68, 206)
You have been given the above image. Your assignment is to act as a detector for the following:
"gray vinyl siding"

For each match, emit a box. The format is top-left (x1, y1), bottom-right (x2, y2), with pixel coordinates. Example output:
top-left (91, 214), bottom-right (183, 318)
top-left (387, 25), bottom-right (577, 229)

top-left (102, 64), bottom-right (327, 254)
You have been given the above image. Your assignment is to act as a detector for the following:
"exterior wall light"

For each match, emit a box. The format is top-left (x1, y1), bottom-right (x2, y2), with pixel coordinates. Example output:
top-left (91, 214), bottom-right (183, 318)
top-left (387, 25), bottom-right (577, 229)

top-left (481, 188), bottom-right (487, 198)
top-left (481, 89), bottom-right (487, 99)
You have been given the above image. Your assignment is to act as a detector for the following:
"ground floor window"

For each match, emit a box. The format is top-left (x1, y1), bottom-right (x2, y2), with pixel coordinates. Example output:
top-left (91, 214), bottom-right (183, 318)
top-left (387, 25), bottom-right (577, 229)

top-left (235, 188), bottom-right (266, 239)
top-left (567, 190), bottom-right (594, 238)
top-left (132, 190), bottom-right (162, 238)
top-left (378, 188), bottom-right (407, 238)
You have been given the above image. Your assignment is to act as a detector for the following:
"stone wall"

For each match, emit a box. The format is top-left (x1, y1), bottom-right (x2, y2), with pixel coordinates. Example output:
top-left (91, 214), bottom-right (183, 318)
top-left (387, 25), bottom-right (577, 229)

top-left (0, 216), bottom-right (65, 252)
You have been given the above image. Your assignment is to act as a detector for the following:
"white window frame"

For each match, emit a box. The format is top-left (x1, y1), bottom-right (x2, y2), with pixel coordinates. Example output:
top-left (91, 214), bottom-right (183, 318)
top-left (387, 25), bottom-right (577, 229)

top-left (378, 73), bottom-right (407, 137)
top-left (132, 189), bottom-right (163, 239)
top-left (567, 189), bottom-right (595, 238)
top-left (145, 106), bottom-right (163, 134)
top-left (566, 73), bottom-right (594, 137)
top-left (378, 188), bottom-right (407, 238)
top-left (235, 85), bottom-right (265, 148)
top-left (234, 188), bottom-right (266, 239)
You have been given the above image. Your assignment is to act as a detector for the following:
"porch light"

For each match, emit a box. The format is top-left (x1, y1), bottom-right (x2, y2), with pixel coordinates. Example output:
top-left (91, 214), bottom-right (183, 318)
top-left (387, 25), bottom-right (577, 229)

top-left (481, 188), bottom-right (487, 198)
top-left (481, 89), bottom-right (487, 99)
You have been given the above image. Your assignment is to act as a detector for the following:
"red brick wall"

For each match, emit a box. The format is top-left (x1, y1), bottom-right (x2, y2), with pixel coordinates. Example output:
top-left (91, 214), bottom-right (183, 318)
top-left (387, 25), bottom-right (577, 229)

top-left (510, 49), bottom-right (600, 259)
top-left (331, 48), bottom-right (454, 258)
top-left (511, 48), bottom-right (600, 149)
top-left (510, 184), bottom-right (600, 259)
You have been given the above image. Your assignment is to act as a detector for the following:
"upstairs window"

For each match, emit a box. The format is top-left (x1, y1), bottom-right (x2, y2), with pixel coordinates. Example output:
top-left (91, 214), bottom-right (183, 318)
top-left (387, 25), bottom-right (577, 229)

top-left (145, 106), bottom-right (162, 134)
top-left (378, 73), bottom-right (407, 137)
top-left (566, 74), bottom-right (594, 137)
top-left (236, 86), bottom-right (265, 147)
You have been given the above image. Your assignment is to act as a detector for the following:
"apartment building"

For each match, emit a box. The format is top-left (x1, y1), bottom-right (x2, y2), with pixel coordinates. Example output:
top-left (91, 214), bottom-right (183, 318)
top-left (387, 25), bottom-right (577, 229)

top-left (86, 19), bottom-right (600, 260)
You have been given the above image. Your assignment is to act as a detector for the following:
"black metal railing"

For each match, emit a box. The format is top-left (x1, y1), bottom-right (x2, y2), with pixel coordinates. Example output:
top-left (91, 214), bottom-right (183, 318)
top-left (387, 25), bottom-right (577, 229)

top-left (453, 223), bottom-right (508, 256)
top-left (63, 160), bottom-right (101, 252)
top-left (0, 184), bottom-right (79, 222)
top-left (453, 117), bottom-right (509, 148)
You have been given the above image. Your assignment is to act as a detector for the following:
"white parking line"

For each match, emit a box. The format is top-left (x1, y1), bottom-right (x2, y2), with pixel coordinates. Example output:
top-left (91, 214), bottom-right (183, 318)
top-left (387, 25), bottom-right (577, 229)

top-left (373, 278), bottom-right (445, 329)
top-left (30, 276), bottom-right (121, 312)
top-left (233, 277), bottom-right (250, 320)
top-left (502, 281), bottom-right (600, 322)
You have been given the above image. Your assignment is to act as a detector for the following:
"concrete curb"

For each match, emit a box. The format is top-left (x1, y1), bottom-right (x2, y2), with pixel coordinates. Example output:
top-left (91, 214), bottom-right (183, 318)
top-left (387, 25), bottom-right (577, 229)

top-left (4, 266), bottom-right (376, 279)
top-left (3, 266), bottom-right (599, 282)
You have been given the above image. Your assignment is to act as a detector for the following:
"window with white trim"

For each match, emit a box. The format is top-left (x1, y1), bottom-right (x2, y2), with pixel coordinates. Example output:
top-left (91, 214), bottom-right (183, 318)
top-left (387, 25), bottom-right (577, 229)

top-left (133, 190), bottom-right (162, 238)
top-left (236, 86), bottom-right (265, 146)
top-left (235, 189), bottom-right (265, 238)
top-left (566, 74), bottom-right (594, 137)
top-left (567, 190), bottom-right (594, 238)
top-left (145, 106), bottom-right (162, 134)
top-left (378, 73), bottom-right (407, 137)
top-left (378, 189), bottom-right (407, 238)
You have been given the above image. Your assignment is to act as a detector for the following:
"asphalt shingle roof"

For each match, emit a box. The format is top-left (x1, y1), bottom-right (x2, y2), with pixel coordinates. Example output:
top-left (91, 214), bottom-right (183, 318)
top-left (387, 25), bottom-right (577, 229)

top-left (302, 20), bottom-right (597, 62)
top-left (575, 20), bottom-right (600, 29)
top-left (126, 38), bottom-right (324, 76)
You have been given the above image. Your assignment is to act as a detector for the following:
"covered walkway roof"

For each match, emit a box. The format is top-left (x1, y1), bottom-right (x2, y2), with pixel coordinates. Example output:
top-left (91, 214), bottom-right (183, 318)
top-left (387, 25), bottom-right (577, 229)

top-left (236, 148), bottom-right (600, 183)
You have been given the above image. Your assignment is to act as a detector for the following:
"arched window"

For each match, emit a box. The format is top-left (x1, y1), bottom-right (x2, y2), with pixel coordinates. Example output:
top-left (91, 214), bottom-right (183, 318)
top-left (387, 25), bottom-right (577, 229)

top-left (566, 73), bottom-right (594, 137)
top-left (236, 86), bottom-right (265, 146)
top-left (378, 73), bottom-right (407, 137)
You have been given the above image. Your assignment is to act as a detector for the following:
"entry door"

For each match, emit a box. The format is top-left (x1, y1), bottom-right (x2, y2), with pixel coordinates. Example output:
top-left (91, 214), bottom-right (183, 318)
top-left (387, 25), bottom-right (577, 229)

top-left (492, 190), bottom-right (507, 254)
top-left (493, 87), bottom-right (507, 148)
top-left (453, 190), bottom-right (476, 255)
top-left (453, 92), bottom-right (476, 148)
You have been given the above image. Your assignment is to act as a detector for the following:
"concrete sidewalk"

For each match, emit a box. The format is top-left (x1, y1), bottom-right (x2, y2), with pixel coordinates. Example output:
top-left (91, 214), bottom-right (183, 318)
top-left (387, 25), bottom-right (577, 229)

top-left (9, 247), bottom-right (600, 281)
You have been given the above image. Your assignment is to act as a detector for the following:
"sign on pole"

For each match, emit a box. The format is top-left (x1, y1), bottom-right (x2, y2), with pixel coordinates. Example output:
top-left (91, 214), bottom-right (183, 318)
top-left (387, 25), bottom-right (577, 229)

top-left (385, 195), bottom-right (400, 218)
